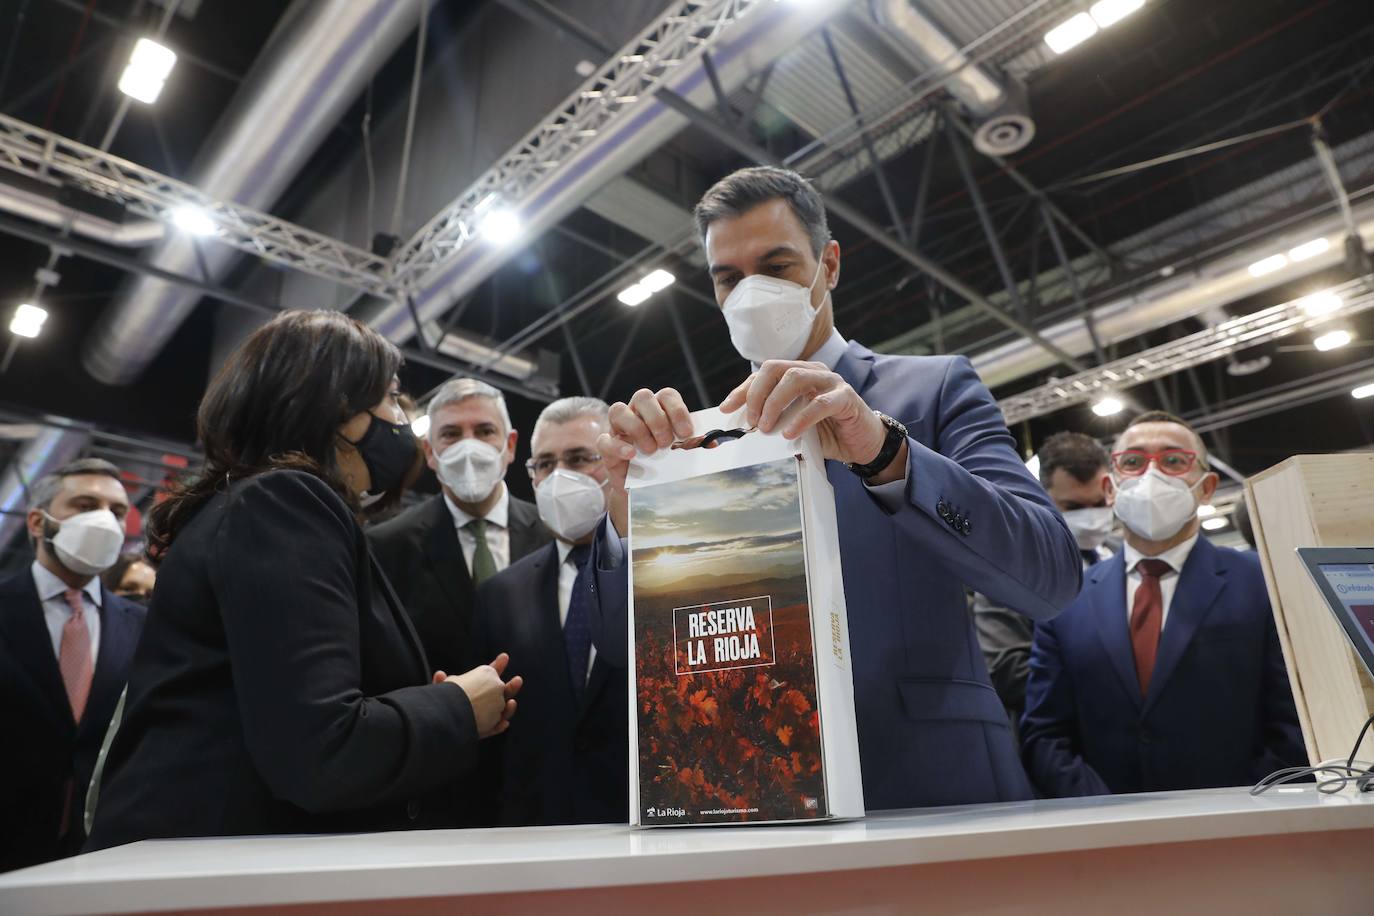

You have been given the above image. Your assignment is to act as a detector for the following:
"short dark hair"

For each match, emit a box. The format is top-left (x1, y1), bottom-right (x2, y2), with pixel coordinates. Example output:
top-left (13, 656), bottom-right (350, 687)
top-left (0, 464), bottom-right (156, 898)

top-left (146, 310), bottom-right (402, 555)
top-left (27, 458), bottom-right (123, 512)
top-left (1037, 432), bottom-right (1109, 488)
top-left (693, 166), bottom-right (830, 257)
top-left (1116, 410), bottom-right (1209, 468)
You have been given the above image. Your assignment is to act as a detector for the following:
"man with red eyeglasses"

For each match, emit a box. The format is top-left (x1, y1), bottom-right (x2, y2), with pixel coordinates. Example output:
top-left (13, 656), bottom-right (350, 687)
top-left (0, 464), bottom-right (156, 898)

top-left (1021, 411), bottom-right (1304, 798)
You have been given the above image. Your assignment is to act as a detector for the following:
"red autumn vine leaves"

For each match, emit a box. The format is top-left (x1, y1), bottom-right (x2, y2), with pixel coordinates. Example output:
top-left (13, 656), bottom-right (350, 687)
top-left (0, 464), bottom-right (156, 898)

top-left (636, 624), bottom-right (825, 822)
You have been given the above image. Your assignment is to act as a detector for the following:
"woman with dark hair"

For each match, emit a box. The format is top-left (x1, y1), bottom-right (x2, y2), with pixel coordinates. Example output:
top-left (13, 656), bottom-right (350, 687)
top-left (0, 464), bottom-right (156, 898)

top-left (86, 310), bottom-right (520, 849)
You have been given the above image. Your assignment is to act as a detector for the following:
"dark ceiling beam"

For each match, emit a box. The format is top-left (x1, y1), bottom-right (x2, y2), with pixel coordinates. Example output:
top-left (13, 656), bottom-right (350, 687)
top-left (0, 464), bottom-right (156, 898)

top-left (0, 212), bottom-right (558, 402)
top-left (495, 0), bottom-right (612, 57)
top-left (654, 87), bottom-right (1087, 372)
top-left (44, 0), bottom-right (244, 84)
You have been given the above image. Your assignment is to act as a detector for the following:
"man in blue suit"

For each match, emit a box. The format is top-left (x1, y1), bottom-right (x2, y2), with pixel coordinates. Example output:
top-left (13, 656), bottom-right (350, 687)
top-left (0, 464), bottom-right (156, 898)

top-left (473, 396), bottom-right (629, 826)
top-left (589, 166), bottom-right (1083, 809)
top-left (1021, 412), bottom-right (1305, 797)
top-left (0, 458), bottom-right (145, 872)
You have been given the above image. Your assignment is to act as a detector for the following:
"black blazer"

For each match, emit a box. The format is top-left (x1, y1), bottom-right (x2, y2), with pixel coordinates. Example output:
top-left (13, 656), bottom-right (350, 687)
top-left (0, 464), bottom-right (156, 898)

top-left (85, 471), bottom-right (479, 852)
top-left (474, 542), bottom-right (628, 826)
top-left (0, 570), bottom-right (144, 871)
top-left (368, 491), bottom-right (550, 674)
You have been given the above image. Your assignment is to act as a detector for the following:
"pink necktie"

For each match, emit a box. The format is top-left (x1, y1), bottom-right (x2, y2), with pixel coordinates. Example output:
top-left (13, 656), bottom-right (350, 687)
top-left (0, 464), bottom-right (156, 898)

top-left (59, 589), bottom-right (94, 724)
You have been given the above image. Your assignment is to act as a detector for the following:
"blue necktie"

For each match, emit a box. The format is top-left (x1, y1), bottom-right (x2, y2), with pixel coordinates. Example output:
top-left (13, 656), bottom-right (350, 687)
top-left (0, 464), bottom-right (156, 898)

top-left (564, 544), bottom-right (594, 701)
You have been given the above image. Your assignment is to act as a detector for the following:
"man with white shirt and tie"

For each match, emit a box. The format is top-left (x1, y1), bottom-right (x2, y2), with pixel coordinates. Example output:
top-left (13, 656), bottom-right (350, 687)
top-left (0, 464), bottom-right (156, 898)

top-left (1021, 412), bottom-right (1305, 797)
top-left (369, 378), bottom-right (552, 677)
top-left (0, 458), bottom-right (145, 872)
top-left (472, 397), bottom-right (630, 826)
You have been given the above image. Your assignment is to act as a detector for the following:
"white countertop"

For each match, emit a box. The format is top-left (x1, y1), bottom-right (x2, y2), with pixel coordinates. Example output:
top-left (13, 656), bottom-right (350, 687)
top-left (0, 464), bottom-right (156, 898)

top-left (2, 787), bottom-right (1371, 915)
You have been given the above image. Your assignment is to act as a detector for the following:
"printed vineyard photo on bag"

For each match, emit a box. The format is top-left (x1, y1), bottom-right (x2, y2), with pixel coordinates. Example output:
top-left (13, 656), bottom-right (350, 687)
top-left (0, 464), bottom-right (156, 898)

top-left (631, 458), bottom-right (826, 823)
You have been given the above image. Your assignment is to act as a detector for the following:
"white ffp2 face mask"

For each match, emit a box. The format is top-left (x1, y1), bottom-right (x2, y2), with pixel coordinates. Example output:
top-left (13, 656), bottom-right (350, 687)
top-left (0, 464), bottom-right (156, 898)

top-left (1061, 506), bottom-right (1114, 551)
top-left (45, 509), bottom-right (125, 577)
top-left (721, 256), bottom-right (828, 363)
top-left (535, 469), bottom-right (607, 542)
top-left (1112, 468), bottom-right (1203, 542)
top-left (436, 438), bottom-right (506, 504)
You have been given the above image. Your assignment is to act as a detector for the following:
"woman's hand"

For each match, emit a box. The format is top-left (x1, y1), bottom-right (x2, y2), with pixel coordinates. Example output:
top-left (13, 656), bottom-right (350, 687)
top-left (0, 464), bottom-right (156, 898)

top-left (434, 652), bottom-right (522, 738)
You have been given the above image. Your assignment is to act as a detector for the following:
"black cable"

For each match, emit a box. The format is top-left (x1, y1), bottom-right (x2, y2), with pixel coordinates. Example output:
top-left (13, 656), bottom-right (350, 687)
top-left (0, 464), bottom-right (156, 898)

top-left (1251, 713), bottom-right (1374, 796)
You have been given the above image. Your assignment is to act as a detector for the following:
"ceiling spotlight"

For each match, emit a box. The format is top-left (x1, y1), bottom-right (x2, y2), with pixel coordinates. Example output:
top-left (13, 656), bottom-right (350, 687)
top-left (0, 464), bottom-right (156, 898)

top-left (641, 269), bottom-right (676, 293)
top-left (410, 414), bottom-right (431, 438)
top-left (117, 38), bottom-right (177, 104)
top-left (1196, 504), bottom-right (1217, 518)
top-left (171, 206), bottom-right (216, 236)
top-left (10, 303), bottom-right (48, 339)
top-left (1297, 291), bottom-right (1342, 318)
top-left (1091, 396), bottom-right (1124, 417)
top-left (1247, 254), bottom-right (1288, 278)
top-left (1313, 329), bottom-right (1352, 352)
top-left (1288, 237), bottom-right (1330, 262)
top-left (479, 209), bottom-right (522, 245)
top-left (1352, 383), bottom-right (1374, 400)
top-left (1090, 0), bottom-right (1146, 29)
top-left (1201, 516), bottom-right (1229, 531)
top-left (617, 283), bottom-right (652, 307)
top-left (1044, 12), bottom-right (1099, 54)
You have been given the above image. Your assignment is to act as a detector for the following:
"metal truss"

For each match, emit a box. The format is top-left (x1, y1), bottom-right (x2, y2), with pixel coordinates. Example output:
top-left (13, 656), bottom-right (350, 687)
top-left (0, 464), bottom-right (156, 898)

top-left (999, 276), bottom-right (1374, 425)
top-left (0, 112), bottom-right (397, 298)
top-left (388, 0), bottom-right (771, 292)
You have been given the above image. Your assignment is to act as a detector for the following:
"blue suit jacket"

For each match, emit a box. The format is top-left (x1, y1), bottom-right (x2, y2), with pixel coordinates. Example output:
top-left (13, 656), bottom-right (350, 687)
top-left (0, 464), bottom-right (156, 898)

top-left (1021, 537), bottom-right (1305, 798)
top-left (589, 342), bottom-right (1082, 809)
top-left (0, 568), bottom-right (145, 871)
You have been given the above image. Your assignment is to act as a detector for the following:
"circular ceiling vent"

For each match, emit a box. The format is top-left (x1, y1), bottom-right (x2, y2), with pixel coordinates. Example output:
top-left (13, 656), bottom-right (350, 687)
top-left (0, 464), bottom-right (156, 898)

top-left (974, 113), bottom-right (1036, 157)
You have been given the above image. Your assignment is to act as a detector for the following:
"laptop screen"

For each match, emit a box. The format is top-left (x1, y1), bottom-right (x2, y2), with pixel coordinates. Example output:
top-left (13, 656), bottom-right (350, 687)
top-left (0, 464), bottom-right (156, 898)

top-left (1313, 562), bottom-right (1374, 665)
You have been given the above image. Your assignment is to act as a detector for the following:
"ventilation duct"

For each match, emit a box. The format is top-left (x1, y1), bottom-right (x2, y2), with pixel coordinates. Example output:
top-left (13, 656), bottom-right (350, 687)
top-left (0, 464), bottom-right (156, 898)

top-left (81, 0), bottom-right (435, 386)
top-left (869, 0), bottom-right (1034, 156)
top-left (972, 204), bottom-right (1374, 389)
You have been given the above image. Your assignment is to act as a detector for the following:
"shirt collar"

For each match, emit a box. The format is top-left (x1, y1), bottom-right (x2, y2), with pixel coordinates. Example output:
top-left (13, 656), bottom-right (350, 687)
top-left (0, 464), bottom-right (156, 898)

top-left (444, 483), bottom-right (510, 531)
top-left (30, 559), bottom-right (103, 609)
top-left (1124, 532), bottom-right (1199, 575)
top-left (810, 328), bottom-right (849, 371)
top-left (750, 328), bottom-right (848, 373)
top-left (555, 539), bottom-right (574, 565)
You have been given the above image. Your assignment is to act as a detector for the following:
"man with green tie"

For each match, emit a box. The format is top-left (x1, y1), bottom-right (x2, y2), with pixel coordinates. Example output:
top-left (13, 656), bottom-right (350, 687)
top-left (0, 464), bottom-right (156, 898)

top-left (369, 379), bottom-right (552, 677)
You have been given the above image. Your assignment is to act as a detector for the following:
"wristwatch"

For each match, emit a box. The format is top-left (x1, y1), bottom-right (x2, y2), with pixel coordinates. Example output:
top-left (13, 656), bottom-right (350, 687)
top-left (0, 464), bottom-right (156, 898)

top-left (846, 410), bottom-right (907, 479)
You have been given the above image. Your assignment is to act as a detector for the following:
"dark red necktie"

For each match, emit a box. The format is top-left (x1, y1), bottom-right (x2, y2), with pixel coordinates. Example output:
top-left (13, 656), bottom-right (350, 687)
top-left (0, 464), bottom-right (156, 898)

top-left (1130, 559), bottom-right (1172, 697)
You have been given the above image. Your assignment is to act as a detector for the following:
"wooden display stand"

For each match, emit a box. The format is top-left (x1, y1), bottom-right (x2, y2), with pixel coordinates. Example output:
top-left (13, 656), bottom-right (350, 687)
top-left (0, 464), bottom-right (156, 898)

top-left (1246, 454), bottom-right (1374, 764)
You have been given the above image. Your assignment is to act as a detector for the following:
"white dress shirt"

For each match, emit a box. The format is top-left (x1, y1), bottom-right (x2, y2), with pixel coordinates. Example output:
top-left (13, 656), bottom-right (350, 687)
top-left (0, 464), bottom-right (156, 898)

top-left (444, 484), bottom-right (511, 576)
top-left (1123, 533), bottom-right (1199, 630)
top-left (557, 540), bottom-right (597, 676)
top-left (32, 560), bottom-right (102, 662)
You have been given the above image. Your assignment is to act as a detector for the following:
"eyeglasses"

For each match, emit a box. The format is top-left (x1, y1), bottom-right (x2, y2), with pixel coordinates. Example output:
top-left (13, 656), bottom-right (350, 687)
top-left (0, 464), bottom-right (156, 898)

top-left (525, 450), bottom-right (602, 480)
top-left (1110, 448), bottom-right (1202, 477)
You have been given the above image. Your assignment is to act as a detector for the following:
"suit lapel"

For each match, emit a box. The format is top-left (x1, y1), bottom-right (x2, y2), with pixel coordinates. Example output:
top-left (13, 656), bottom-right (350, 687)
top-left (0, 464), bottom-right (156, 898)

top-left (1142, 538), bottom-right (1225, 716)
top-left (81, 589), bottom-right (137, 740)
top-left (1090, 553), bottom-right (1143, 712)
top-left (0, 573), bottom-right (73, 729)
top-left (507, 498), bottom-right (545, 566)
top-left (422, 495), bottom-right (473, 611)
top-left (834, 340), bottom-right (875, 397)
top-left (369, 548), bottom-right (431, 677)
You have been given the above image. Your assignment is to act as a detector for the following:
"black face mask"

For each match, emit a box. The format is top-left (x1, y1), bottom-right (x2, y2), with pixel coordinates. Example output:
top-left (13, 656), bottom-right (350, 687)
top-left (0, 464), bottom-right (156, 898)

top-left (349, 414), bottom-right (417, 498)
